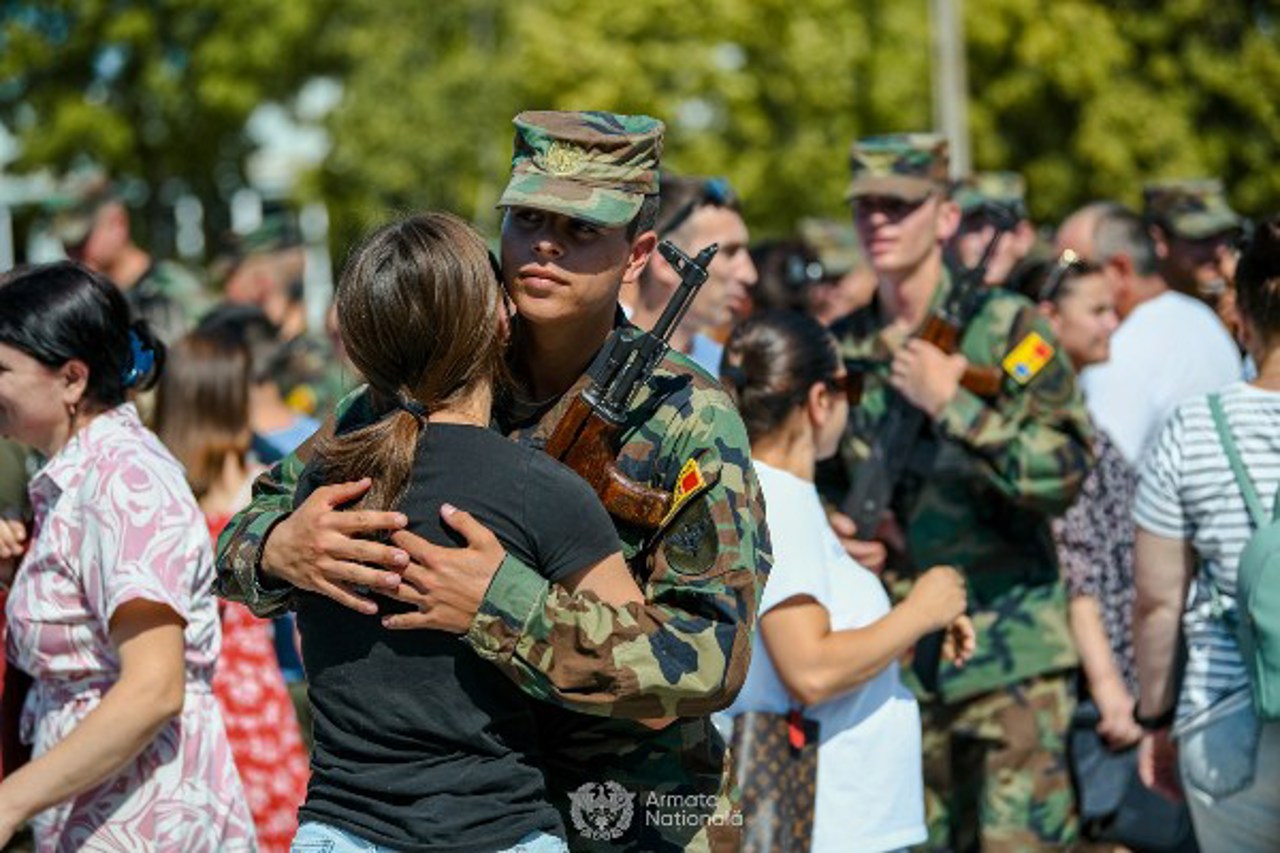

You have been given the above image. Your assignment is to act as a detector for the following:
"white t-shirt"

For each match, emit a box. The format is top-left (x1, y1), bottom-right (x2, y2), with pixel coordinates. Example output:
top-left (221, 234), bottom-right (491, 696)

top-left (1134, 381), bottom-right (1280, 722)
top-left (725, 462), bottom-right (926, 853)
top-left (1080, 290), bottom-right (1241, 466)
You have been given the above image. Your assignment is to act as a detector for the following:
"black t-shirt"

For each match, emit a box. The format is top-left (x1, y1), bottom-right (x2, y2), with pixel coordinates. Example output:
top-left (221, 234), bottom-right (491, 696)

top-left (294, 422), bottom-right (620, 852)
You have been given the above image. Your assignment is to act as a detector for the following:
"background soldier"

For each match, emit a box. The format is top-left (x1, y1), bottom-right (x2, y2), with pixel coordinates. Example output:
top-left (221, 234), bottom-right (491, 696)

top-left (47, 172), bottom-right (208, 345)
top-left (822, 135), bottom-right (1093, 850)
top-left (628, 174), bottom-right (758, 375)
top-left (1143, 178), bottom-right (1248, 330)
top-left (214, 111), bottom-right (769, 852)
top-left (950, 171), bottom-right (1040, 288)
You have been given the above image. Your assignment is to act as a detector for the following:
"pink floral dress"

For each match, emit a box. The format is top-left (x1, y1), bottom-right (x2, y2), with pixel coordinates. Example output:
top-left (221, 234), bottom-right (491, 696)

top-left (4, 404), bottom-right (257, 852)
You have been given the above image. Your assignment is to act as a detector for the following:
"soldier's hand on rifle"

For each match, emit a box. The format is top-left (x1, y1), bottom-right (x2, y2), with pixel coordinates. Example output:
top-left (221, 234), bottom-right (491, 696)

top-left (262, 478), bottom-right (409, 615)
top-left (888, 339), bottom-right (967, 419)
top-left (826, 511), bottom-right (888, 575)
top-left (382, 504), bottom-right (506, 633)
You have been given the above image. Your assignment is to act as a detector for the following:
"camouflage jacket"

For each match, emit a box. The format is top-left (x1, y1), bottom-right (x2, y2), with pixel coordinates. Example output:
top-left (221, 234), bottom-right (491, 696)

top-left (215, 323), bottom-right (770, 851)
top-left (824, 272), bottom-right (1093, 702)
top-left (274, 333), bottom-right (358, 422)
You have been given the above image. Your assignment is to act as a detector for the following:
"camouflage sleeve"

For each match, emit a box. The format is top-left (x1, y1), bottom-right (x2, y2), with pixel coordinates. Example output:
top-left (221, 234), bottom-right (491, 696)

top-left (464, 392), bottom-right (771, 719)
top-left (213, 386), bottom-right (368, 616)
top-left (935, 302), bottom-right (1094, 515)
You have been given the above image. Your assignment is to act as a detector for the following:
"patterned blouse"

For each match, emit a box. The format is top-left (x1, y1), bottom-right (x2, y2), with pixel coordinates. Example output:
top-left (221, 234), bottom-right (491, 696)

top-left (4, 404), bottom-right (256, 851)
top-left (1051, 428), bottom-right (1138, 691)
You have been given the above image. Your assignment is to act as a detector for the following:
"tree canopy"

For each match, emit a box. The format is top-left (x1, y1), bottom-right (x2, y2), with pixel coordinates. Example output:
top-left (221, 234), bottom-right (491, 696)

top-left (4, 0), bottom-right (1278, 252)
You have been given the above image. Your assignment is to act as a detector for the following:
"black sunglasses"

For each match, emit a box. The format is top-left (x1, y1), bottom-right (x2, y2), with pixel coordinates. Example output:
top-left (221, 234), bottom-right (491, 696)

top-left (853, 194), bottom-right (932, 222)
top-left (825, 371), bottom-right (864, 406)
top-left (660, 177), bottom-right (736, 236)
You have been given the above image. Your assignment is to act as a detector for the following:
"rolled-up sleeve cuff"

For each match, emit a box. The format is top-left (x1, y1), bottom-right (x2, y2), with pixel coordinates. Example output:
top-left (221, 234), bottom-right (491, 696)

top-left (465, 553), bottom-right (547, 661)
top-left (937, 388), bottom-right (985, 442)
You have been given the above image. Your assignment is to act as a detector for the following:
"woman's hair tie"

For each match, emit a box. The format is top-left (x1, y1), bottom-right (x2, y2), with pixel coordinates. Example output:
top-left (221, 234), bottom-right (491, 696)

top-left (121, 328), bottom-right (156, 389)
top-left (396, 394), bottom-right (430, 420)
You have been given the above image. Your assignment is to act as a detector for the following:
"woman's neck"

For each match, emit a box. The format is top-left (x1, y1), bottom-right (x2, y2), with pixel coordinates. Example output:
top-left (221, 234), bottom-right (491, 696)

top-left (201, 452), bottom-right (252, 517)
top-left (427, 381), bottom-right (494, 428)
top-left (751, 420), bottom-right (816, 483)
top-left (1251, 344), bottom-right (1280, 392)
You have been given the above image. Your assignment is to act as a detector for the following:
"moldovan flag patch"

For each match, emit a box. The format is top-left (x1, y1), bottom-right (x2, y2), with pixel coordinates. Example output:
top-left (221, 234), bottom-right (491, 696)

top-left (1001, 331), bottom-right (1055, 386)
top-left (662, 458), bottom-right (707, 527)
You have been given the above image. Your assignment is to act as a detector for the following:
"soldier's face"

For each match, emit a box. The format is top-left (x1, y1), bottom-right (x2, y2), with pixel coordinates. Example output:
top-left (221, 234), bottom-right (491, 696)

top-left (501, 207), bottom-right (654, 329)
top-left (1162, 231), bottom-right (1238, 303)
top-left (67, 204), bottom-right (127, 273)
top-left (953, 212), bottom-right (1031, 285)
top-left (854, 193), bottom-right (957, 279)
top-left (674, 206), bottom-right (758, 329)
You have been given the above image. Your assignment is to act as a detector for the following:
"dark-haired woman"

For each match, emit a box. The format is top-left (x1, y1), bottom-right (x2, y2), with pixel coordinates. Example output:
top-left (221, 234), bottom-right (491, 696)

top-left (1016, 255), bottom-right (1144, 748)
top-left (719, 310), bottom-right (974, 853)
top-left (1134, 216), bottom-right (1280, 851)
top-left (0, 262), bottom-right (254, 850)
top-left (290, 212), bottom-right (646, 853)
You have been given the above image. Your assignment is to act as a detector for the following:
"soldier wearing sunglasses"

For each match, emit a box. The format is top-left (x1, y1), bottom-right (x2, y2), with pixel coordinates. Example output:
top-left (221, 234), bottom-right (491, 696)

top-left (820, 133), bottom-right (1094, 850)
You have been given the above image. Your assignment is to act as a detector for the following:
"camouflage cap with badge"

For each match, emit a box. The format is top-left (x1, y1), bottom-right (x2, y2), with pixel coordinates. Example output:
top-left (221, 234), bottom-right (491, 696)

top-left (952, 171), bottom-right (1028, 221)
top-left (845, 133), bottom-right (950, 202)
top-left (1143, 178), bottom-right (1245, 241)
top-left (497, 110), bottom-right (664, 227)
top-left (797, 217), bottom-right (863, 280)
top-left (46, 171), bottom-right (117, 249)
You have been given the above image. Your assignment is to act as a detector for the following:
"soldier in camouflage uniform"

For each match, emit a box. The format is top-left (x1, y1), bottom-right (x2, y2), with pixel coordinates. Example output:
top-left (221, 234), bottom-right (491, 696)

top-left (821, 135), bottom-right (1093, 851)
top-left (48, 173), bottom-right (209, 345)
top-left (1142, 178), bottom-right (1247, 322)
top-left (950, 171), bottom-right (1042, 289)
top-left (222, 215), bottom-right (356, 420)
top-left (214, 111), bottom-right (769, 852)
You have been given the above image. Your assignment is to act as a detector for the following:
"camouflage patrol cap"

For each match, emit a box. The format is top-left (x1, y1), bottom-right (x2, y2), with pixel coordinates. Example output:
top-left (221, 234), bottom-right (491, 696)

top-left (46, 171), bottom-right (117, 247)
top-left (953, 171), bottom-right (1028, 220)
top-left (797, 217), bottom-right (863, 278)
top-left (497, 110), bottom-right (664, 227)
top-left (846, 133), bottom-right (950, 202)
top-left (1143, 178), bottom-right (1244, 240)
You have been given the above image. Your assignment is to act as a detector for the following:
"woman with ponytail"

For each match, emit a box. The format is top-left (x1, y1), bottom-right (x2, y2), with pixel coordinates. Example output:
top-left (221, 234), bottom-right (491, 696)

top-left (0, 262), bottom-right (254, 849)
top-left (289, 212), bottom-right (642, 853)
top-left (719, 310), bottom-right (974, 853)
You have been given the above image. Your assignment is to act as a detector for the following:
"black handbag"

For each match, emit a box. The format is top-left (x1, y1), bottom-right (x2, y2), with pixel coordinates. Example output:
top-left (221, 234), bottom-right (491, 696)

top-left (1067, 700), bottom-right (1198, 851)
top-left (731, 709), bottom-right (820, 853)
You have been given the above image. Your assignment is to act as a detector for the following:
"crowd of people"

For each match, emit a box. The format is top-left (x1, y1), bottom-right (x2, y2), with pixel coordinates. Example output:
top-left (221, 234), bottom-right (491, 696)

top-left (0, 106), bottom-right (1277, 853)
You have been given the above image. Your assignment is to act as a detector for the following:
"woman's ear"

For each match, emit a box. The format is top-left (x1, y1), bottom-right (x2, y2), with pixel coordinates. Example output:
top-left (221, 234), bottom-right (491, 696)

top-left (60, 358), bottom-right (90, 409)
top-left (805, 380), bottom-right (832, 428)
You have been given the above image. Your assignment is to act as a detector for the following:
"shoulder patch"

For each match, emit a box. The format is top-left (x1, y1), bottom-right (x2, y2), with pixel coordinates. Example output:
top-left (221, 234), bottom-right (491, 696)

top-left (661, 458), bottom-right (707, 528)
top-left (1001, 331), bottom-right (1055, 385)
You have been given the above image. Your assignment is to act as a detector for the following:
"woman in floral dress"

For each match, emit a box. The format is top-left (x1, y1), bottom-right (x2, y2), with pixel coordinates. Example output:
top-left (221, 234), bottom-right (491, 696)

top-left (0, 262), bottom-right (255, 851)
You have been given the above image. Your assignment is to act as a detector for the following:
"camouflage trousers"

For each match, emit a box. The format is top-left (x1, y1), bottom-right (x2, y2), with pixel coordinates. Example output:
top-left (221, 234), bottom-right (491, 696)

top-left (919, 671), bottom-right (1077, 852)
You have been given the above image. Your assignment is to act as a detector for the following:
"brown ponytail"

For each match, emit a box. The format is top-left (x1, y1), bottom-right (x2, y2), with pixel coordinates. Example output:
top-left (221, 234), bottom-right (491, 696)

top-left (317, 212), bottom-right (506, 511)
top-left (1236, 216), bottom-right (1280, 344)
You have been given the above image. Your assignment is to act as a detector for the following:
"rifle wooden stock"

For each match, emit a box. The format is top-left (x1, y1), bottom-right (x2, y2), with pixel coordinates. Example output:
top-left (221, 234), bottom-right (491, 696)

top-left (917, 315), bottom-right (1004, 398)
top-left (545, 396), bottom-right (673, 529)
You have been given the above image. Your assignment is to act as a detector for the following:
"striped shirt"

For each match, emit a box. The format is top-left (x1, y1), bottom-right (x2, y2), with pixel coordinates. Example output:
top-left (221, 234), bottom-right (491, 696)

top-left (1134, 381), bottom-right (1280, 722)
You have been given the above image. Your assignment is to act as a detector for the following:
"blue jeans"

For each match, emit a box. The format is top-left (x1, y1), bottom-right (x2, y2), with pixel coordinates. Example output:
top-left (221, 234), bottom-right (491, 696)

top-left (291, 821), bottom-right (568, 853)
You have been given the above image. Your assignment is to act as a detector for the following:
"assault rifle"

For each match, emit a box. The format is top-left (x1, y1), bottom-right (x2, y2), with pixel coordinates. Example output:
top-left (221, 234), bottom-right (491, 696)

top-left (544, 241), bottom-right (719, 529)
top-left (840, 209), bottom-right (1016, 690)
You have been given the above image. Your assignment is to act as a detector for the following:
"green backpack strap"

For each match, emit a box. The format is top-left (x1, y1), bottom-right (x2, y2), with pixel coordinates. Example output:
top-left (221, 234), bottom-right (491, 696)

top-left (1209, 393), bottom-right (1269, 529)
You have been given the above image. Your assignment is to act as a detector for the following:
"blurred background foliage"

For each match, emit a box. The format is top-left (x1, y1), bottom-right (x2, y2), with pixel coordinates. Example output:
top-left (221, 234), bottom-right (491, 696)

top-left (2, 0), bottom-right (1277, 250)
